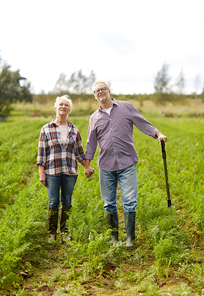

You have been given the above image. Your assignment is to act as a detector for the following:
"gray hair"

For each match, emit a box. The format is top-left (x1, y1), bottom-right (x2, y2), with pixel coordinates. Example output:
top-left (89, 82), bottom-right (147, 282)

top-left (54, 95), bottom-right (72, 111)
top-left (92, 81), bottom-right (110, 92)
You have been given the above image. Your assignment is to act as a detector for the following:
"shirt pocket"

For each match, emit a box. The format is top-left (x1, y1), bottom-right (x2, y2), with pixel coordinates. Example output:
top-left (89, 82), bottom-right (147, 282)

top-left (46, 132), bottom-right (59, 146)
top-left (67, 135), bottom-right (76, 152)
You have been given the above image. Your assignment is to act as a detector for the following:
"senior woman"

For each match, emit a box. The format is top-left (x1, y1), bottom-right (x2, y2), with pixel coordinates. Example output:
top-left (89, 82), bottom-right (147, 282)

top-left (37, 95), bottom-right (94, 242)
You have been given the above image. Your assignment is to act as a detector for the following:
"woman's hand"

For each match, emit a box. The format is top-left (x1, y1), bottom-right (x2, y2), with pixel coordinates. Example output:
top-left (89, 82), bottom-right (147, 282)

top-left (40, 173), bottom-right (46, 187)
top-left (83, 159), bottom-right (95, 178)
top-left (80, 159), bottom-right (95, 178)
top-left (85, 166), bottom-right (95, 178)
top-left (38, 165), bottom-right (46, 186)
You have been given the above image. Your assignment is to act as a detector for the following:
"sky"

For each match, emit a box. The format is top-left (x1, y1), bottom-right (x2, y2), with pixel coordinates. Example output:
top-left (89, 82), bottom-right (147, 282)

top-left (1, 0), bottom-right (204, 95)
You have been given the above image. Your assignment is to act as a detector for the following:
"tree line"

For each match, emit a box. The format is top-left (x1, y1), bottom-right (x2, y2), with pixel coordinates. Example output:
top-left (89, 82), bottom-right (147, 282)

top-left (54, 69), bottom-right (96, 94)
top-left (0, 53), bottom-right (204, 118)
top-left (0, 55), bottom-right (32, 117)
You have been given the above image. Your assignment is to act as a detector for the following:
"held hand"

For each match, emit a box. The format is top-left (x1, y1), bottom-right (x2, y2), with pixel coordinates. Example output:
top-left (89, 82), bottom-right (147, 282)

top-left (40, 174), bottom-right (46, 187)
top-left (85, 166), bottom-right (95, 178)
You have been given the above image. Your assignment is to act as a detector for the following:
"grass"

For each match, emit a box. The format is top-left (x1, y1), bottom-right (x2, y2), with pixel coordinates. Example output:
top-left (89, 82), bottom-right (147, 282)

top-left (0, 115), bottom-right (204, 295)
top-left (10, 97), bottom-right (204, 118)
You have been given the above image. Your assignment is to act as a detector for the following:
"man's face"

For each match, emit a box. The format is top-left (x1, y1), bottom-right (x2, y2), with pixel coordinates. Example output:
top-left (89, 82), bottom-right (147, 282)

top-left (93, 83), bottom-right (111, 104)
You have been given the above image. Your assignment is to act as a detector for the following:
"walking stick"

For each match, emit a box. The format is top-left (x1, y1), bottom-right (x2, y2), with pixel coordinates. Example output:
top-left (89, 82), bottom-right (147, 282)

top-left (160, 139), bottom-right (171, 207)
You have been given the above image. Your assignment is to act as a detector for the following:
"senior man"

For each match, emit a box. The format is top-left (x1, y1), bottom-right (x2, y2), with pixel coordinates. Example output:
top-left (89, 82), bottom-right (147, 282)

top-left (85, 81), bottom-right (167, 249)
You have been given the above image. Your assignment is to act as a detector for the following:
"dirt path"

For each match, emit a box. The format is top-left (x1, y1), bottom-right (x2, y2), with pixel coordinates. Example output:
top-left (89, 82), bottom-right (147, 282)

top-left (1, 187), bottom-right (204, 295)
top-left (1, 220), bottom-right (203, 296)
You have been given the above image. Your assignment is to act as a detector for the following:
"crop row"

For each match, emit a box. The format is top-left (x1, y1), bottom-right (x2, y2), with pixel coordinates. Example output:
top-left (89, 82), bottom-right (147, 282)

top-left (0, 119), bottom-right (48, 207)
top-left (0, 117), bottom-right (203, 287)
top-left (146, 118), bottom-right (204, 233)
top-left (134, 118), bottom-right (204, 274)
top-left (0, 119), bottom-right (47, 161)
top-left (0, 170), bottom-right (48, 286)
top-left (56, 118), bottom-right (204, 278)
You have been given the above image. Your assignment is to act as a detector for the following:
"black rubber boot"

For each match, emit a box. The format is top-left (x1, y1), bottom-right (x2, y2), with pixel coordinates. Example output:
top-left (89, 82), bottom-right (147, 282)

top-left (48, 207), bottom-right (58, 242)
top-left (124, 212), bottom-right (136, 249)
top-left (60, 205), bottom-right (72, 242)
top-left (107, 211), bottom-right (119, 243)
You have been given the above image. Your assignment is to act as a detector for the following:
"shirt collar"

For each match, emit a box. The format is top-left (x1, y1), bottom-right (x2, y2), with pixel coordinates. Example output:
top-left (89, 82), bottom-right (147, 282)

top-left (99, 98), bottom-right (117, 112)
top-left (50, 120), bottom-right (71, 127)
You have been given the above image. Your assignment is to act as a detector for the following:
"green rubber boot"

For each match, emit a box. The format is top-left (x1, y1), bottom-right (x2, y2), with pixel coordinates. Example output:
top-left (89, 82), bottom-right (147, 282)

top-left (48, 207), bottom-right (58, 242)
top-left (107, 211), bottom-right (118, 243)
top-left (124, 212), bottom-right (136, 249)
top-left (60, 205), bottom-right (72, 242)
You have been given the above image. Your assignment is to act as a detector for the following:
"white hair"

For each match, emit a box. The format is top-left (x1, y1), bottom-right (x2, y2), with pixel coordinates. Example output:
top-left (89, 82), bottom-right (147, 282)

top-left (92, 81), bottom-right (110, 92)
top-left (54, 95), bottom-right (72, 111)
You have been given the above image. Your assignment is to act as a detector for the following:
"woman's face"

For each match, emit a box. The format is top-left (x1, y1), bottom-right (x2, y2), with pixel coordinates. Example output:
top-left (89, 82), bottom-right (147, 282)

top-left (55, 98), bottom-right (70, 117)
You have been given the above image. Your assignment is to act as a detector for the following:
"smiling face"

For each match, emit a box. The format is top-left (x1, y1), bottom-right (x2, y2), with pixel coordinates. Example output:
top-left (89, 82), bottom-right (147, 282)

top-left (93, 83), bottom-right (111, 105)
top-left (54, 98), bottom-right (70, 117)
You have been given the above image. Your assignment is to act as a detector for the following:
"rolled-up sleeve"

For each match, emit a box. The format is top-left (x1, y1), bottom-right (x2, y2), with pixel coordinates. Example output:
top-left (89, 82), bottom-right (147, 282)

top-left (37, 127), bottom-right (47, 166)
top-left (74, 132), bottom-right (85, 162)
top-left (85, 116), bottom-right (98, 160)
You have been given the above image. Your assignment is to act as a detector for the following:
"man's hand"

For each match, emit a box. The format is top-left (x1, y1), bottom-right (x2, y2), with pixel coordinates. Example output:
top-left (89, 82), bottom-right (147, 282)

top-left (85, 166), bottom-right (95, 178)
top-left (156, 132), bottom-right (167, 144)
top-left (84, 159), bottom-right (95, 178)
top-left (80, 159), bottom-right (95, 178)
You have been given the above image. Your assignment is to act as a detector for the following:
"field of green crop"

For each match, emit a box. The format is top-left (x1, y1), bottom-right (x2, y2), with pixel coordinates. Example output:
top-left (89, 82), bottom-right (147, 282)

top-left (0, 116), bottom-right (204, 295)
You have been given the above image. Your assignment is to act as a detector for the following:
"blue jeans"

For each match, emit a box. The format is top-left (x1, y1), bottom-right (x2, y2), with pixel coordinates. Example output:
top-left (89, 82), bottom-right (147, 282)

top-left (99, 163), bottom-right (137, 213)
top-left (46, 174), bottom-right (78, 208)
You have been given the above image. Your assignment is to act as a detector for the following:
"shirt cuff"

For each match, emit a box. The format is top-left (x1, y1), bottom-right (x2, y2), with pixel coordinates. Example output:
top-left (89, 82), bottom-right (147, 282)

top-left (85, 152), bottom-right (94, 160)
top-left (76, 155), bottom-right (85, 162)
top-left (36, 161), bottom-right (45, 167)
top-left (153, 129), bottom-right (159, 138)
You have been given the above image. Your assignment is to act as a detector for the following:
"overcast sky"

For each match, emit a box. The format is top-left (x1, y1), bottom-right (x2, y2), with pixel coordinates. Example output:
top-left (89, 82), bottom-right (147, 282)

top-left (1, 0), bottom-right (204, 95)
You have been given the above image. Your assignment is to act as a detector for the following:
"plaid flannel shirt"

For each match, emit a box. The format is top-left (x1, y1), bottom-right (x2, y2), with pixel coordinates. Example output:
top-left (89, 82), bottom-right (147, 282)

top-left (37, 120), bottom-right (85, 176)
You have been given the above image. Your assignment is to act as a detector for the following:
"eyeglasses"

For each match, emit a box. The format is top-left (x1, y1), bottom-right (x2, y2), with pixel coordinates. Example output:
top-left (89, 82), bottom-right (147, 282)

top-left (93, 87), bottom-right (108, 94)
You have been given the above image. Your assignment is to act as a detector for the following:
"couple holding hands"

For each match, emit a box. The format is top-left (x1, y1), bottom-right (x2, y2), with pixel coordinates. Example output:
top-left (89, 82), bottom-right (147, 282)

top-left (37, 80), bottom-right (167, 249)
